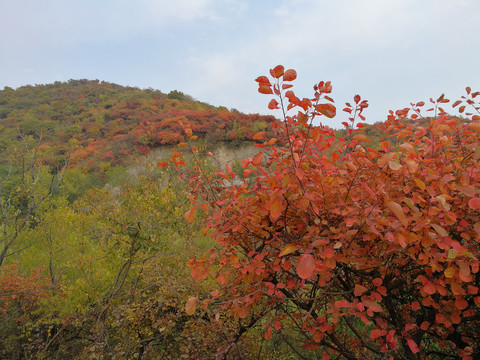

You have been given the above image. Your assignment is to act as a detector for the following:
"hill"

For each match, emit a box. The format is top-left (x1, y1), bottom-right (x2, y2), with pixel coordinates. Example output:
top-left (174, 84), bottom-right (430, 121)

top-left (0, 80), bottom-right (277, 174)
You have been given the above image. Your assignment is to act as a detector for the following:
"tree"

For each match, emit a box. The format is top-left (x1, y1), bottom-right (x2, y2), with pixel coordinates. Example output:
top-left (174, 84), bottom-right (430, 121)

top-left (0, 132), bottom-right (67, 268)
top-left (172, 65), bottom-right (480, 359)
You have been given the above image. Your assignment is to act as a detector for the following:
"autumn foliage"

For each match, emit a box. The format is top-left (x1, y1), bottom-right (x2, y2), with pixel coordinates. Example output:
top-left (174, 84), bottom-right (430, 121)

top-left (177, 65), bottom-right (480, 358)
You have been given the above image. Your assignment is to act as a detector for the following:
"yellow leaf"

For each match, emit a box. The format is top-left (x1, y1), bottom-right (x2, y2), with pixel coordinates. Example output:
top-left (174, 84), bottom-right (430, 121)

top-left (414, 178), bottom-right (426, 190)
top-left (404, 158), bottom-right (418, 173)
top-left (454, 183), bottom-right (476, 197)
top-left (431, 224), bottom-right (448, 237)
top-left (279, 245), bottom-right (298, 257)
top-left (185, 297), bottom-right (198, 315)
top-left (435, 195), bottom-right (450, 211)
top-left (388, 160), bottom-right (402, 171)
top-left (399, 142), bottom-right (415, 153)
top-left (444, 267), bottom-right (455, 278)
top-left (386, 201), bottom-right (409, 227)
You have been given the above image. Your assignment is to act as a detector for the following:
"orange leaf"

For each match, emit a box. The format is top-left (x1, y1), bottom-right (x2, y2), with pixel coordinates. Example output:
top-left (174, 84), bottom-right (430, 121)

top-left (266, 138), bottom-right (277, 145)
top-left (279, 245), bottom-right (298, 257)
top-left (185, 297), bottom-right (198, 315)
top-left (178, 142), bottom-right (187, 147)
top-left (297, 254), bottom-right (315, 280)
top-left (468, 123), bottom-right (480, 132)
top-left (316, 103), bottom-right (336, 118)
top-left (270, 65), bottom-right (285, 78)
top-left (352, 134), bottom-right (371, 142)
top-left (270, 199), bottom-right (283, 221)
top-left (283, 69), bottom-right (297, 81)
top-left (258, 85), bottom-right (273, 94)
top-left (252, 131), bottom-right (266, 140)
top-left (386, 201), bottom-right (409, 227)
top-left (185, 206), bottom-right (197, 223)
top-left (157, 161), bottom-right (168, 168)
top-left (252, 152), bottom-right (263, 166)
top-left (185, 128), bottom-right (193, 137)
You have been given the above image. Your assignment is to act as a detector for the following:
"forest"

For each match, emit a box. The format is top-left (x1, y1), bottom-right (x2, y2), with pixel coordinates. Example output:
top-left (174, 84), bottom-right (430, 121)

top-left (1, 66), bottom-right (480, 359)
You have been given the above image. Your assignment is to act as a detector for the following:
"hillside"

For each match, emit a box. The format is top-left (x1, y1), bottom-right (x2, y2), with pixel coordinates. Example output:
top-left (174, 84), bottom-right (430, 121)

top-left (0, 80), bottom-right (277, 174)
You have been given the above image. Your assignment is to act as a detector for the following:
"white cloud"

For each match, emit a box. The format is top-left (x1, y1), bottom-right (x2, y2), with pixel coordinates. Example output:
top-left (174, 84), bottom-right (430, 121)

top-left (1, 0), bottom-right (479, 127)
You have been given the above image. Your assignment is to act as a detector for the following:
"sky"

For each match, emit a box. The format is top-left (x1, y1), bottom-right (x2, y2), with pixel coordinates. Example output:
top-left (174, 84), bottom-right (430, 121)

top-left (1, 0), bottom-right (479, 127)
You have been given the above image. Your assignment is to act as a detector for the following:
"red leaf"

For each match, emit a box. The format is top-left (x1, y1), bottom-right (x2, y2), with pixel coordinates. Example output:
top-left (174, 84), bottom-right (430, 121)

top-left (157, 161), bottom-right (168, 168)
top-left (407, 339), bottom-right (420, 353)
top-left (255, 76), bottom-right (271, 86)
top-left (268, 99), bottom-right (279, 109)
top-left (468, 197), bottom-right (480, 209)
top-left (243, 168), bottom-right (254, 177)
top-left (455, 297), bottom-right (468, 310)
top-left (370, 329), bottom-right (385, 340)
top-left (354, 284), bottom-right (368, 297)
top-left (297, 254), bottom-right (315, 279)
top-left (265, 326), bottom-right (272, 340)
top-left (423, 282), bottom-right (436, 295)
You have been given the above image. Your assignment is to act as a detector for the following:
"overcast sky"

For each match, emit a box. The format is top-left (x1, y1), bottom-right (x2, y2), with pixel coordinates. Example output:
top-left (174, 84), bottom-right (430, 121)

top-left (1, 0), bottom-right (479, 127)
